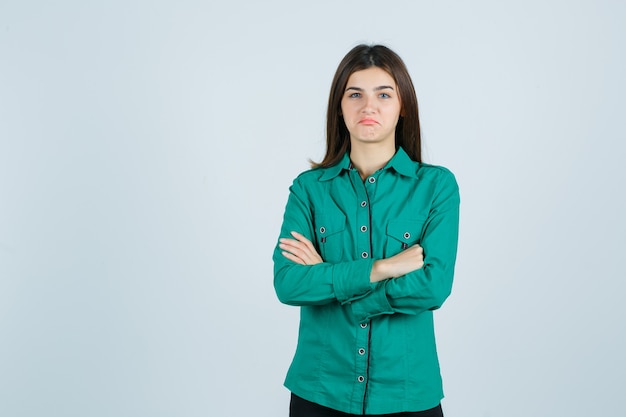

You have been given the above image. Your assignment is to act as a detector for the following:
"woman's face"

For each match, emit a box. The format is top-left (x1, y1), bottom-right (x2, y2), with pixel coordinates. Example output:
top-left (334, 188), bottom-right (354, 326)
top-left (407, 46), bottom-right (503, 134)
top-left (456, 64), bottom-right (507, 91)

top-left (340, 67), bottom-right (402, 148)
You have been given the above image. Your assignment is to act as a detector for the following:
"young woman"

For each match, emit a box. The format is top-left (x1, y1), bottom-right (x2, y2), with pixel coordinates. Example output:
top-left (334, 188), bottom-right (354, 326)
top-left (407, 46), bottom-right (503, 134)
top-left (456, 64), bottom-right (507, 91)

top-left (273, 44), bottom-right (460, 417)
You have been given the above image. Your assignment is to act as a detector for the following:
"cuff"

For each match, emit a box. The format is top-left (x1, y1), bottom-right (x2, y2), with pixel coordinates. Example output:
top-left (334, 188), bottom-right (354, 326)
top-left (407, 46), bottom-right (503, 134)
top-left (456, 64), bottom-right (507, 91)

top-left (332, 258), bottom-right (375, 303)
top-left (350, 281), bottom-right (394, 322)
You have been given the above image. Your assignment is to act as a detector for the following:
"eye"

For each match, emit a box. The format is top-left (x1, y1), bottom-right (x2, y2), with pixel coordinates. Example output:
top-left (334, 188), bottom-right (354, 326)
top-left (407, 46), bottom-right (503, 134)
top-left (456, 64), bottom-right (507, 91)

top-left (349, 92), bottom-right (361, 98)
top-left (379, 92), bottom-right (391, 99)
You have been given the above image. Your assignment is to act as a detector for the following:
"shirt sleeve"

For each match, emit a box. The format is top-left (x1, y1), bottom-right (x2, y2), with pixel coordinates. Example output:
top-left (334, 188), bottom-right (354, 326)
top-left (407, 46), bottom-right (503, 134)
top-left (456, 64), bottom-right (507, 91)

top-left (273, 176), bottom-right (374, 306)
top-left (350, 169), bottom-right (460, 322)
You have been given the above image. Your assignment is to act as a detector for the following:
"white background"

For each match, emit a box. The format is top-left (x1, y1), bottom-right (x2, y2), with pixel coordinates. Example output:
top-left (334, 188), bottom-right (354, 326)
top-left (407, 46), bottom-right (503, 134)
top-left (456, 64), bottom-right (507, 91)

top-left (1, 1), bottom-right (625, 416)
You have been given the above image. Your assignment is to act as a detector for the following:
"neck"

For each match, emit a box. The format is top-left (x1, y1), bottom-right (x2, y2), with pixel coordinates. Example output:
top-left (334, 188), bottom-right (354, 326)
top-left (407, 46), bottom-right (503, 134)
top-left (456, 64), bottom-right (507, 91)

top-left (349, 142), bottom-right (396, 180)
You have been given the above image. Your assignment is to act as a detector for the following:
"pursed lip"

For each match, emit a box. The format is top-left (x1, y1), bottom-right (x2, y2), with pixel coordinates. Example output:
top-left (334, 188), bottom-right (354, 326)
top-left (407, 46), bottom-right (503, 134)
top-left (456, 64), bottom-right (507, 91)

top-left (358, 118), bottom-right (379, 125)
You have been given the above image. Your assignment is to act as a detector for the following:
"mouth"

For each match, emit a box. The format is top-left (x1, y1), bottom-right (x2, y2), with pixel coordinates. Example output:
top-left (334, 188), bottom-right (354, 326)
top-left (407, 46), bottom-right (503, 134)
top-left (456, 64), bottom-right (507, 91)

top-left (358, 118), bottom-right (379, 125)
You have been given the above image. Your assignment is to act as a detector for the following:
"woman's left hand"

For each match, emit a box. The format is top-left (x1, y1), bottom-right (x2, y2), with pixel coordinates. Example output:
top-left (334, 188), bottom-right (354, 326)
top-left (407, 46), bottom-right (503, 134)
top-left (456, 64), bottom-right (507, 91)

top-left (279, 231), bottom-right (323, 265)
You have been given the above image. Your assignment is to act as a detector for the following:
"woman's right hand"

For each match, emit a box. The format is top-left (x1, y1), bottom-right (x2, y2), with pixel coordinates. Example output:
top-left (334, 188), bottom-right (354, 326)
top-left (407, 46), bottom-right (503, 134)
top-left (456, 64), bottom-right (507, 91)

top-left (279, 231), bottom-right (324, 266)
top-left (370, 244), bottom-right (424, 282)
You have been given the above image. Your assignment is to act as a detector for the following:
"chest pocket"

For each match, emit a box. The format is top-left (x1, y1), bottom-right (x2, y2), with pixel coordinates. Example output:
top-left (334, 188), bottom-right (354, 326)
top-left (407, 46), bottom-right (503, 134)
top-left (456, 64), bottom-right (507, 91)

top-left (385, 218), bottom-right (426, 257)
top-left (314, 212), bottom-right (346, 263)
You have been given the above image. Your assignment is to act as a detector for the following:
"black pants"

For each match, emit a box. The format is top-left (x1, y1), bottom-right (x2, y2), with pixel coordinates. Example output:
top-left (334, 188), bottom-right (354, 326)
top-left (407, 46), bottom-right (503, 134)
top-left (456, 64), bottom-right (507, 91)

top-left (289, 394), bottom-right (444, 417)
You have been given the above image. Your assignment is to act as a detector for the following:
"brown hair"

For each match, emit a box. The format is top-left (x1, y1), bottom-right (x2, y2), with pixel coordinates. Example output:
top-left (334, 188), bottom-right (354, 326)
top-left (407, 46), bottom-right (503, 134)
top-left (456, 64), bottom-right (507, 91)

top-left (312, 44), bottom-right (422, 168)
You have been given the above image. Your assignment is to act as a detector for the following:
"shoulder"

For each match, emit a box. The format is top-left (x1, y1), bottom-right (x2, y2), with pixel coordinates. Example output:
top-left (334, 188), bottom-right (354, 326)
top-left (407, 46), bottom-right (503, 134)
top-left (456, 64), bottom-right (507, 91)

top-left (286, 168), bottom-right (328, 200)
top-left (285, 167), bottom-right (339, 212)
top-left (417, 163), bottom-right (457, 186)
top-left (293, 167), bottom-right (324, 183)
top-left (417, 163), bottom-right (460, 205)
top-left (291, 165), bottom-right (339, 187)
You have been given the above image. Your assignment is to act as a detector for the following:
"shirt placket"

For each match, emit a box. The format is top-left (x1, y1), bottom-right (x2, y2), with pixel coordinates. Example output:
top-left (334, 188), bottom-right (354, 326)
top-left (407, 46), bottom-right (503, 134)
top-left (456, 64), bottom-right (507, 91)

top-left (349, 168), bottom-right (379, 412)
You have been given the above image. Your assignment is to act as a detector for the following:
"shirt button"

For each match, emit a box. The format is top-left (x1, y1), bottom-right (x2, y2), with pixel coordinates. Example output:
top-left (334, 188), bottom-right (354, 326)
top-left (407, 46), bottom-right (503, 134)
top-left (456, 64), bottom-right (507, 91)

top-left (357, 376), bottom-right (365, 383)
top-left (360, 323), bottom-right (368, 329)
top-left (403, 232), bottom-right (411, 239)
top-left (360, 225), bottom-right (367, 232)
top-left (319, 226), bottom-right (326, 234)
top-left (360, 201), bottom-right (367, 208)
top-left (361, 252), bottom-right (369, 259)
top-left (358, 348), bottom-right (366, 355)
top-left (368, 177), bottom-right (376, 184)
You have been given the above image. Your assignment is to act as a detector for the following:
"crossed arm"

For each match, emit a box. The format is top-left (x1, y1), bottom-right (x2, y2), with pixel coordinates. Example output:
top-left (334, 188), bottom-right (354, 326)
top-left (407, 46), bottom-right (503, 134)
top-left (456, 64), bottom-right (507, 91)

top-left (279, 231), bottom-right (425, 283)
top-left (274, 169), bottom-right (459, 319)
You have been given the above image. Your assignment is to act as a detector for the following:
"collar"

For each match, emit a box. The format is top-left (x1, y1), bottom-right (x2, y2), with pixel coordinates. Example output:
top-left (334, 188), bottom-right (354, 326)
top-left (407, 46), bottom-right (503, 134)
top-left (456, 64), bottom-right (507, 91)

top-left (385, 147), bottom-right (420, 179)
top-left (318, 147), bottom-right (419, 181)
top-left (318, 152), bottom-right (352, 181)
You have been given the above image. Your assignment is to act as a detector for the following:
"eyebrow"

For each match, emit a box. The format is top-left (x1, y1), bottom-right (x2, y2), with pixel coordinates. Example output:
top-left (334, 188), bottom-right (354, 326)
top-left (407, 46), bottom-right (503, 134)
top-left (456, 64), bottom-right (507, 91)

top-left (345, 85), bottom-right (395, 92)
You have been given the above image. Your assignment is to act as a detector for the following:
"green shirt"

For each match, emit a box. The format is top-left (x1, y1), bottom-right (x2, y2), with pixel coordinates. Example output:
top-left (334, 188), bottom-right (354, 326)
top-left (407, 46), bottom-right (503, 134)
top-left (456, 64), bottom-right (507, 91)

top-left (273, 147), bottom-right (460, 415)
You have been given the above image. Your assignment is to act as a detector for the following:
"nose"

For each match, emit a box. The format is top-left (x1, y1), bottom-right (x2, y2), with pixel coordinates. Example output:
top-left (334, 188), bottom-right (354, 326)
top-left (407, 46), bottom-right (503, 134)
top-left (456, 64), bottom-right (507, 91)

top-left (361, 94), bottom-right (376, 113)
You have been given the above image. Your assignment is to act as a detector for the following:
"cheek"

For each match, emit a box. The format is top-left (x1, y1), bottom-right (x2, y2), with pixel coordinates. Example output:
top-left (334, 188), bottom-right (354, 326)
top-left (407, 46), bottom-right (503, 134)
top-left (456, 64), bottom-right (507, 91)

top-left (340, 102), bottom-right (348, 117)
top-left (341, 101), bottom-right (359, 118)
top-left (390, 102), bottom-right (402, 119)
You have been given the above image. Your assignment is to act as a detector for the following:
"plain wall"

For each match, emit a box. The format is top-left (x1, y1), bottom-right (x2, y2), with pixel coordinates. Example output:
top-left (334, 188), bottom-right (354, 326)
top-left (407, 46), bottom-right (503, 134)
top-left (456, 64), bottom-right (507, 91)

top-left (1, 1), bottom-right (625, 416)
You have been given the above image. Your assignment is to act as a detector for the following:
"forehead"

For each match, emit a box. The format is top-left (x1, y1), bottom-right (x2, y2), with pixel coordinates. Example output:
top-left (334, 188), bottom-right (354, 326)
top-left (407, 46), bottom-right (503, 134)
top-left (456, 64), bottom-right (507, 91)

top-left (346, 67), bottom-right (396, 88)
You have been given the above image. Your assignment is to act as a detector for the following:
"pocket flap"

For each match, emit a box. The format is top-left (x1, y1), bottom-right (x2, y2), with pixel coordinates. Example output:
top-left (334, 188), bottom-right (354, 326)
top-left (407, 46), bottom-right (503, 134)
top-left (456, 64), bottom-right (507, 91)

top-left (314, 212), bottom-right (347, 239)
top-left (386, 218), bottom-right (426, 245)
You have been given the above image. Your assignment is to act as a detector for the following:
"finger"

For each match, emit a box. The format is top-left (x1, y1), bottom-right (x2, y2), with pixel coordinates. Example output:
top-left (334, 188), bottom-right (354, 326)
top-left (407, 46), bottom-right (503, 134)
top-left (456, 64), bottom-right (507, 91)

top-left (280, 238), bottom-right (311, 253)
top-left (281, 251), bottom-right (306, 265)
top-left (285, 234), bottom-right (317, 257)
top-left (289, 231), bottom-right (323, 256)
top-left (280, 242), bottom-right (314, 263)
top-left (290, 231), bottom-right (314, 247)
top-left (411, 244), bottom-right (424, 255)
top-left (279, 240), bottom-right (309, 255)
top-left (282, 233), bottom-right (324, 265)
top-left (282, 245), bottom-right (316, 265)
top-left (290, 231), bottom-right (306, 238)
top-left (282, 235), bottom-right (310, 252)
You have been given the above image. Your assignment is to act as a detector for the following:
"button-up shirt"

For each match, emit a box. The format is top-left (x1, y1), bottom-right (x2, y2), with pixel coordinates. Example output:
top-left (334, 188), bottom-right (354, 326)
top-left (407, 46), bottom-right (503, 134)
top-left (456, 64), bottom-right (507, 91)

top-left (273, 147), bottom-right (460, 415)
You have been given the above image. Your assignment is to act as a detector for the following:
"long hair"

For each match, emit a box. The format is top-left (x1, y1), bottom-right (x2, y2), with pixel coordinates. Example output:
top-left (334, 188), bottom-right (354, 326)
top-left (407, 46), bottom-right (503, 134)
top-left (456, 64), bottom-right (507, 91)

top-left (312, 44), bottom-right (421, 168)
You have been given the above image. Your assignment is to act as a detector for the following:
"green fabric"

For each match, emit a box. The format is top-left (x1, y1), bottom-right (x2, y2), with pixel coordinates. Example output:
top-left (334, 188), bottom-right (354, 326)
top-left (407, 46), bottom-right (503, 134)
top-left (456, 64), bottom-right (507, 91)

top-left (273, 147), bottom-right (460, 415)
